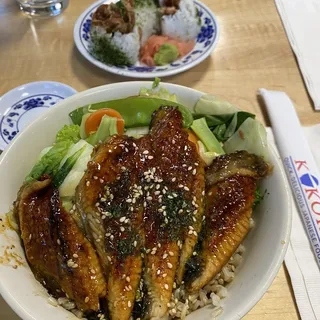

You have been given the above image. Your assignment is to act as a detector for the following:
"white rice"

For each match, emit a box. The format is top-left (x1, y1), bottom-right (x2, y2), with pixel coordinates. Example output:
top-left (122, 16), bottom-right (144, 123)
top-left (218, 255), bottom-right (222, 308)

top-left (91, 25), bottom-right (140, 65)
top-left (168, 244), bottom-right (246, 319)
top-left (160, 0), bottom-right (201, 41)
top-left (135, 4), bottom-right (160, 45)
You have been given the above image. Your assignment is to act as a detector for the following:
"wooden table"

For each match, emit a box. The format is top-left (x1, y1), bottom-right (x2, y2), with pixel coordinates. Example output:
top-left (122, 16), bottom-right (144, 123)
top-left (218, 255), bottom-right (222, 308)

top-left (1, 0), bottom-right (319, 319)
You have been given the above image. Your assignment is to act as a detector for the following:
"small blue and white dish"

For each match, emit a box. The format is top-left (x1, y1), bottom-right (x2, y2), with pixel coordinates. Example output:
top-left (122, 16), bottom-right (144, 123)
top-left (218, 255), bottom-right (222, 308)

top-left (74, 0), bottom-right (220, 78)
top-left (0, 81), bottom-right (77, 151)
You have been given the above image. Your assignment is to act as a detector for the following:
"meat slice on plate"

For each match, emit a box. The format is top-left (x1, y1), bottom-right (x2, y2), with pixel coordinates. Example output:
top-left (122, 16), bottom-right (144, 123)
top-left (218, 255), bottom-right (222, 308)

top-left (141, 106), bottom-right (205, 318)
top-left (76, 135), bottom-right (146, 320)
top-left (14, 177), bottom-right (106, 312)
top-left (186, 151), bottom-right (269, 293)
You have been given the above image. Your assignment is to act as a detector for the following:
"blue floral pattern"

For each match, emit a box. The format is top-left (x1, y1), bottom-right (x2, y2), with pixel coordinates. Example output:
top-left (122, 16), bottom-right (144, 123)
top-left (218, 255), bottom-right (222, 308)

top-left (0, 94), bottom-right (63, 144)
top-left (78, 1), bottom-right (217, 74)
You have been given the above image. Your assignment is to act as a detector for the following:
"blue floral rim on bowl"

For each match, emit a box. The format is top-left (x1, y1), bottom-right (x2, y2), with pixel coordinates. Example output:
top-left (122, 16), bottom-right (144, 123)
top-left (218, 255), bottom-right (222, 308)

top-left (74, 0), bottom-right (220, 78)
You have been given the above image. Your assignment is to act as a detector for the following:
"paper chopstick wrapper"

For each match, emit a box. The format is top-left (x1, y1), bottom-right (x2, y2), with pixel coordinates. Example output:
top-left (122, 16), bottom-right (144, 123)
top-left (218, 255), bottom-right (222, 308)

top-left (275, 0), bottom-right (320, 109)
top-left (260, 88), bottom-right (320, 268)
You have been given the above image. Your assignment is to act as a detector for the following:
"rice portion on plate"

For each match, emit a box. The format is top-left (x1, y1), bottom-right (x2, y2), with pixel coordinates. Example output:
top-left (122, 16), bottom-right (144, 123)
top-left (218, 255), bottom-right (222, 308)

top-left (160, 0), bottom-right (201, 41)
top-left (135, 0), bottom-right (160, 45)
top-left (91, 25), bottom-right (140, 65)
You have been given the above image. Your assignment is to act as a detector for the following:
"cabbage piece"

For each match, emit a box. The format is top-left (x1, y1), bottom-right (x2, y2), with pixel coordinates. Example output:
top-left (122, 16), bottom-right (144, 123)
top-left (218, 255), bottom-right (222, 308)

top-left (223, 118), bottom-right (269, 161)
top-left (59, 140), bottom-right (94, 198)
top-left (53, 145), bottom-right (86, 188)
top-left (195, 94), bottom-right (239, 115)
top-left (197, 141), bottom-right (219, 166)
top-left (86, 115), bottom-right (118, 146)
top-left (125, 127), bottom-right (149, 138)
top-left (140, 78), bottom-right (177, 102)
top-left (26, 141), bottom-right (72, 182)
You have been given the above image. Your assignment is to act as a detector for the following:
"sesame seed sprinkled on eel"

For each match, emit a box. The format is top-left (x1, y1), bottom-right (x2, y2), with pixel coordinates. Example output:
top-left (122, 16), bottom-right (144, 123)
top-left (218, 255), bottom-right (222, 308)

top-left (185, 151), bottom-right (269, 293)
top-left (14, 177), bottom-right (106, 313)
top-left (141, 106), bottom-right (205, 319)
top-left (76, 135), bottom-right (146, 320)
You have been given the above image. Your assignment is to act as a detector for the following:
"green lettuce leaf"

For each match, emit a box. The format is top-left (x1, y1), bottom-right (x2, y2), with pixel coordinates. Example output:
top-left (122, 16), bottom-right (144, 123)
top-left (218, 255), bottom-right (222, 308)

top-left (26, 141), bottom-right (72, 182)
top-left (56, 124), bottom-right (81, 144)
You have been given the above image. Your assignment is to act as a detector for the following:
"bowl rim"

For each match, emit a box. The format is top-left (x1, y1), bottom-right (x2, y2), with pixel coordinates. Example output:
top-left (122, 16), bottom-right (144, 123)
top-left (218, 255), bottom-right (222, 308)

top-left (0, 81), bottom-right (292, 320)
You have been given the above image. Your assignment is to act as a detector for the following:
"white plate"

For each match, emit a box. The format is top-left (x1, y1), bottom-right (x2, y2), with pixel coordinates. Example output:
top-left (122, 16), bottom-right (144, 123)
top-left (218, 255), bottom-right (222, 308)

top-left (0, 81), bottom-right (77, 151)
top-left (0, 82), bottom-right (291, 320)
top-left (74, 0), bottom-right (220, 78)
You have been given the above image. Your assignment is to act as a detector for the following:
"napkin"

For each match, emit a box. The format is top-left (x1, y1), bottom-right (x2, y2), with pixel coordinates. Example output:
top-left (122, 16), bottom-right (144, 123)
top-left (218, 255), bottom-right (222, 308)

top-left (275, 0), bottom-right (320, 110)
top-left (266, 126), bottom-right (320, 320)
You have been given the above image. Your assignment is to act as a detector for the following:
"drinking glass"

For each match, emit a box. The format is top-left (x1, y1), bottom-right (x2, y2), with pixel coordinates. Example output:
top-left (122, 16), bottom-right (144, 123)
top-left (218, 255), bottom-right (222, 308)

top-left (16, 0), bottom-right (69, 17)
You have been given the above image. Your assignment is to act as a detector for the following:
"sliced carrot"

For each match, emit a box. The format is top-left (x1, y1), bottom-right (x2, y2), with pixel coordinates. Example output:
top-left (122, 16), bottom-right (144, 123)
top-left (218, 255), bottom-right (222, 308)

top-left (187, 129), bottom-right (200, 154)
top-left (85, 109), bottom-right (125, 136)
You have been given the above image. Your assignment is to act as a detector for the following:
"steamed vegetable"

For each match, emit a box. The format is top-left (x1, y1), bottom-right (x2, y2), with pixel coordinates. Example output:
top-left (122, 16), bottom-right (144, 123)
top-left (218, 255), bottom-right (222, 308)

top-left (56, 124), bottom-right (81, 144)
top-left (197, 140), bottom-right (219, 166)
top-left (223, 118), bottom-right (269, 160)
top-left (26, 141), bottom-right (72, 182)
top-left (191, 118), bottom-right (224, 155)
top-left (193, 111), bottom-right (255, 142)
top-left (80, 114), bottom-right (91, 139)
top-left (85, 109), bottom-right (125, 136)
top-left (140, 77), bottom-right (177, 102)
top-left (195, 94), bottom-right (239, 115)
top-left (53, 145), bottom-right (86, 188)
top-left (212, 112), bottom-right (256, 142)
top-left (194, 94), bottom-right (255, 143)
top-left (69, 96), bottom-right (193, 128)
top-left (125, 126), bottom-right (149, 139)
top-left (87, 115), bottom-right (118, 146)
top-left (59, 140), bottom-right (94, 198)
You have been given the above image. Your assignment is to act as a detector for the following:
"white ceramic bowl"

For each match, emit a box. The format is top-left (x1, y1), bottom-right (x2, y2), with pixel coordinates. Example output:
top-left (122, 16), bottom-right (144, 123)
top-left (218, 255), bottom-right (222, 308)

top-left (0, 82), bottom-right (291, 320)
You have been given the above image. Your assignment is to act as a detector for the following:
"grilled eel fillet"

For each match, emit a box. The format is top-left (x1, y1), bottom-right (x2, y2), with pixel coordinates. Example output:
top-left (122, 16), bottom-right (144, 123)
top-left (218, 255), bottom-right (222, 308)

top-left (76, 106), bottom-right (205, 319)
top-left (142, 107), bottom-right (205, 318)
top-left (76, 135), bottom-right (146, 320)
top-left (14, 177), bottom-right (106, 312)
top-left (186, 151), bottom-right (269, 293)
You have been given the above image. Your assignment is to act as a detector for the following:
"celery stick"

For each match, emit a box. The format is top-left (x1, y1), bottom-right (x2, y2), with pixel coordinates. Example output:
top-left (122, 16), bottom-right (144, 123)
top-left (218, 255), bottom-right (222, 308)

top-left (87, 115), bottom-right (118, 146)
top-left (191, 118), bottom-right (225, 155)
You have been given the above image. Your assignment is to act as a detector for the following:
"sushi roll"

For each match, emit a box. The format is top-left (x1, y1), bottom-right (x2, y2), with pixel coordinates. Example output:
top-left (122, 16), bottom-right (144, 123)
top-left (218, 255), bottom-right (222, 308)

top-left (160, 0), bottom-right (201, 41)
top-left (90, 0), bottom-right (140, 66)
top-left (134, 0), bottom-right (161, 45)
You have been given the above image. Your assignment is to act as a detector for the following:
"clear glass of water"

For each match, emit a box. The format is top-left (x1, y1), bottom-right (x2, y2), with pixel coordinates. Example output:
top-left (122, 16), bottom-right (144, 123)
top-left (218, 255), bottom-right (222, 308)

top-left (17, 0), bottom-right (69, 17)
